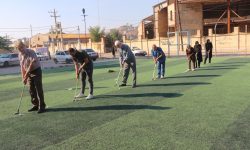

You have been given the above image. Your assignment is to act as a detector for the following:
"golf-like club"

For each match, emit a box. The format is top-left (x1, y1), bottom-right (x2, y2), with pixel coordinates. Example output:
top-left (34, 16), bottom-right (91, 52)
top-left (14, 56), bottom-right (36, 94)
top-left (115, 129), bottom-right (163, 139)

top-left (152, 64), bottom-right (157, 80)
top-left (73, 78), bottom-right (79, 101)
top-left (114, 68), bottom-right (122, 89)
top-left (14, 85), bottom-right (25, 115)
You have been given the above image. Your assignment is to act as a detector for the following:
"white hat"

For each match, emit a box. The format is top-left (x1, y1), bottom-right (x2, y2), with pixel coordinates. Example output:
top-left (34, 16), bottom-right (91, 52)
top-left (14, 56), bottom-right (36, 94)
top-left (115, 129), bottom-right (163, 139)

top-left (114, 40), bottom-right (121, 46)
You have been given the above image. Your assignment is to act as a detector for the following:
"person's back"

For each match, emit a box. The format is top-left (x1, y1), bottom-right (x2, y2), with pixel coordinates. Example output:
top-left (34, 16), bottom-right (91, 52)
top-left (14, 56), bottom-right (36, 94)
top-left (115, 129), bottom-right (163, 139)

top-left (119, 44), bottom-right (135, 63)
top-left (115, 40), bottom-right (136, 88)
top-left (204, 39), bottom-right (213, 64)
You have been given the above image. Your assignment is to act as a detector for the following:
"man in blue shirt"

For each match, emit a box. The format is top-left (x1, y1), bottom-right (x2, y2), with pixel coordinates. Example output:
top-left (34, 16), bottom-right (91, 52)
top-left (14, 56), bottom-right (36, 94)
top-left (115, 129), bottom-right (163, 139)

top-left (152, 44), bottom-right (166, 79)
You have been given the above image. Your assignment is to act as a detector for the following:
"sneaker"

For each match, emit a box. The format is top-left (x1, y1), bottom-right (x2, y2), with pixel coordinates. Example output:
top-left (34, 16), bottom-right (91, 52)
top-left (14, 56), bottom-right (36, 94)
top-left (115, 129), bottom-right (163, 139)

top-left (37, 108), bottom-right (46, 114)
top-left (192, 69), bottom-right (195, 71)
top-left (132, 84), bottom-right (136, 88)
top-left (86, 94), bottom-right (94, 100)
top-left (185, 69), bottom-right (191, 72)
top-left (28, 106), bottom-right (38, 112)
top-left (161, 75), bottom-right (165, 79)
top-left (119, 83), bottom-right (126, 87)
top-left (75, 93), bottom-right (84, 98)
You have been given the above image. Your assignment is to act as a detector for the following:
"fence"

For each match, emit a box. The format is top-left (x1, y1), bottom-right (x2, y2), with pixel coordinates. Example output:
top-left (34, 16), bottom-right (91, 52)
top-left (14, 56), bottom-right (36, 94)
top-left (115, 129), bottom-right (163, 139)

top-left (124, 27), bottom-right (250, 57)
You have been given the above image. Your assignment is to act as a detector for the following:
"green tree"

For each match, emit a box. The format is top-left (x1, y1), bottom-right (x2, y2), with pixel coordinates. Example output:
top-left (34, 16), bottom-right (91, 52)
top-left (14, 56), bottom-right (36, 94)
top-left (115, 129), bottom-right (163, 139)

top-left (88, 26), bottom-right (105, 42)
top-left (0, 36), bottom-right (12, 50)
top-left (105, 29), bottom-right (123, 47)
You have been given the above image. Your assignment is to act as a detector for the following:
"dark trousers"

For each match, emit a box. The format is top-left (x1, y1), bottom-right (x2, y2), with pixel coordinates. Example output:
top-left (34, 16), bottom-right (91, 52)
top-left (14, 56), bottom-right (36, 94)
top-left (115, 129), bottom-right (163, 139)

top-left (204, 54), bottom-right (212, 64)
top-left (122, 60), bottom-right (136, 86)
top-left (28, 67), bottom-right (46, 109)
top-left (157, 61), bottom-right (165, 78)
top-left (81, 62), bottom-right (93, 95)
top-left (188, 59), bottom-right (196, 70)
top-left (196, 61), bottom-right (201, 68)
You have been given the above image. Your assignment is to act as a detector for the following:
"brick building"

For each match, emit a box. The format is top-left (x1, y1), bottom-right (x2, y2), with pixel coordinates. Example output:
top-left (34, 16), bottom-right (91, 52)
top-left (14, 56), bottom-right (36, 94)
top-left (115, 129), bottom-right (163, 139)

top-left (138, 0), bottom-right (250, 39)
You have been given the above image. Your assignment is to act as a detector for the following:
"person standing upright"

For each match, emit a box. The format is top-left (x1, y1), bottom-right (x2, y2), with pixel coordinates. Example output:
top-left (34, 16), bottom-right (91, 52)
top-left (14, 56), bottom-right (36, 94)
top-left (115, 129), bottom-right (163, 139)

top-left (16, 40), bottom-right (46, 113)
top-left (111, 45), bottom-right (116, 58)
top-left (204, 39), bottom-right (213, 64)
top-left (68, 48), bottom-right (94, 100)
top-left (152, 44), bottom-right (166, 79)
top-left (115, 40), bottom-right (136, 88)
top-left (194, 41), bottom-right (203, 68)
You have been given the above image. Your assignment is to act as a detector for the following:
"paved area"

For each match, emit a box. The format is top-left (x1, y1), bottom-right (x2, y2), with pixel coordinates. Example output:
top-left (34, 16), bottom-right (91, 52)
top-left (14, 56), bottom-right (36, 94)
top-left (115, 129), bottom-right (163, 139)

top-left (0, 53), bottom-right (117, 75)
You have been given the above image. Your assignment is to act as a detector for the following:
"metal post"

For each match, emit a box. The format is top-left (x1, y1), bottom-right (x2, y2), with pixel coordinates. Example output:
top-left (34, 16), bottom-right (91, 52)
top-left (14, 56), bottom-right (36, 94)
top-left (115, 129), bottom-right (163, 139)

top-left (167, 32), bottom-right (170, 57)
top-left (82, 8), bottom-right (87, 48)
top-left (214, 25), bottom-right (217, 57)
top-left (227, 0), bottom-right (231, 33)
top-left (146, 30), bottom-right (149, 56)
top-left (245, 25), bottom-right (248, 55)
top-left (176, 31), bottom-right (179, 56)
top-left (30, 25), bottom-right (33, 49)
top-left (78, 26), bottom-right (81, 50)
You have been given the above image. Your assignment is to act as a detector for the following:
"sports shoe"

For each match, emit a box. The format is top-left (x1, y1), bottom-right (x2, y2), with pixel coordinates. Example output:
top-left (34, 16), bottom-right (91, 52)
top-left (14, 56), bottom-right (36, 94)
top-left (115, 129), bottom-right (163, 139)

top-left (192, 69), bottom-right (196, 71)
top-left (86, 94), bottom-right (94, 100)
top-left (37, 108), bottom-right (46, 114)
top-left (185, 69), bottom-right (191, 72)
top-left (119, 83), bottom-right (126, 87)
top-left (132, 84), bottom-right (136, 88)
top-left (161, 75), bottom-right (165, 79)
top-left (75, 93), bottom-right (84, 98)
top-left (28, 106), bottom-right (38, 112)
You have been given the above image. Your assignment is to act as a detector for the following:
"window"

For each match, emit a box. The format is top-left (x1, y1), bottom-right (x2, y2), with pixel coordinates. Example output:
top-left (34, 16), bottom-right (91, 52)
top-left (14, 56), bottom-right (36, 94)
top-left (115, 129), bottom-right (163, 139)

top-left (170, 10), bottom-right (173, 21)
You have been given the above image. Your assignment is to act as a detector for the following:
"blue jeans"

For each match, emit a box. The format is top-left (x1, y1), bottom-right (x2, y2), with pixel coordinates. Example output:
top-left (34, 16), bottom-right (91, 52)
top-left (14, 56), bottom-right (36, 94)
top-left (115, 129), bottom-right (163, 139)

top-left (157, 61), bottom-right (165, 78)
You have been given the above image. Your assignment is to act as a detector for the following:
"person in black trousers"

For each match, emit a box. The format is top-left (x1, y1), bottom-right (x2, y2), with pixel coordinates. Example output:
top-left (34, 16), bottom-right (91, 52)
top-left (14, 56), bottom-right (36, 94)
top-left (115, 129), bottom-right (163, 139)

top-left (194, 41), bottom-right (202, 68)
top-left (204, 39), bottom-right (213, 64)
top-left (68, 48), bottom-right (94, 100)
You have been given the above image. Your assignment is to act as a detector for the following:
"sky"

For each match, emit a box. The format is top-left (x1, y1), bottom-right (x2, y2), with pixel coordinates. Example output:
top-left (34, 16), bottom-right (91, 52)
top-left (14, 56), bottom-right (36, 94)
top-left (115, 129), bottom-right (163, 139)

top-left (0, 0), bottom-right (163, 40)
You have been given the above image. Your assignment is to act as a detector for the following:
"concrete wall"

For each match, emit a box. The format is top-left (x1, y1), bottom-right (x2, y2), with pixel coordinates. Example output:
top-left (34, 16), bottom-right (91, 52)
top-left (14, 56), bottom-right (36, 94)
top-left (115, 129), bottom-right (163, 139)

top-left (124, 27), bottom-right (250, 57)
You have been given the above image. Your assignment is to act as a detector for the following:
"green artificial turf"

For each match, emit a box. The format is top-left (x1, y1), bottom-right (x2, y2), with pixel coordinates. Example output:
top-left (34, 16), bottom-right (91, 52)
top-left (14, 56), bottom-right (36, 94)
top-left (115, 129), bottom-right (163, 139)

top-left (0, 57), bottom-right (249, 150)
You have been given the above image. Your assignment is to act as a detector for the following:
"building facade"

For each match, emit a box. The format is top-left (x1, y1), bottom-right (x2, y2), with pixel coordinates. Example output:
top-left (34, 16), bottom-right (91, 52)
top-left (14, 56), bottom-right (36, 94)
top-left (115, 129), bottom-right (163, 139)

top-left (138, 0), bottom-right (250, 39)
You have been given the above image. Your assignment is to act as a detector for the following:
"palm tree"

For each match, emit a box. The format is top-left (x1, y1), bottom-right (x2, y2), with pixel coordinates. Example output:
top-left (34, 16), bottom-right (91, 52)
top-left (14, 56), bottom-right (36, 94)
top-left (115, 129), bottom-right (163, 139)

top-left (88, 26), bottom-right (105, 42)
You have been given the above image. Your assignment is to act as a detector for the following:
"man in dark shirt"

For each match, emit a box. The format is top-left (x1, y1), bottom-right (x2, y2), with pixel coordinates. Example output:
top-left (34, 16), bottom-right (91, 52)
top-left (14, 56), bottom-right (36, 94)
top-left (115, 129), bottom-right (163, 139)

top-left (68, 48), bottom-right (94, 100)
top-left (194, 41), bottom-right (203, 68)
top-left (17, 40), bottom-right (46, 113)
top-left (204, 39), bottom-right (213, 64)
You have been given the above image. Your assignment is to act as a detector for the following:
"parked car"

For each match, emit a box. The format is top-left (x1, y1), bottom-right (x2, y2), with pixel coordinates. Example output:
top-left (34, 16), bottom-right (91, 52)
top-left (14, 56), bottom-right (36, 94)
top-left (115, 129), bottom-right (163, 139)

top-left (36, 52), bottom-right (49, 61)
top-left (53, 51), bottom-right (73, 64)
top-left (80, 49), bottom-right (99, 61)
top-left (0, 53), bottom-right (19, 67)
top-left (131, 47), bottom-right (147, 56)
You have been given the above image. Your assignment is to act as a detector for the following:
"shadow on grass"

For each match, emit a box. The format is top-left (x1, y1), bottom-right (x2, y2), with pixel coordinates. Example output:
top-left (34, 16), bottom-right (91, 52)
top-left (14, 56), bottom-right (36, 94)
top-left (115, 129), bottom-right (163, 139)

top-left (199, 67), bottom-right (238, 71)
top-left (205, 65), bottom-right (242, 68)
top-left (167, 75), bottom-right (220, 79)
top-left (47, 105), bottom-right (171, 112)
top-left (64, 86), bottom-right (107, 91)
top-left (96, 92), bottom-right (183, 99)
top-left (138, 82), bottom-right (211, 87)
top-left (217, 61), bottom-right (249, 65)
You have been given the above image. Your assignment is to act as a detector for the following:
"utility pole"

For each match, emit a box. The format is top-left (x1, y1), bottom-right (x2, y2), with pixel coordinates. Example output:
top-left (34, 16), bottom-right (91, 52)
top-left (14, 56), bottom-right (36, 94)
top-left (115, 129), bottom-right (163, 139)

top-left (50, 26), bottom-right (55, 53)
top-left (227, 0), bottom-right (231, 33)
top-left (58, 22), bottom-right (64, 50)
top-left (176, 0), bottom-right (184, 52)
top-left (49, 9), bottom-right (60, 49)
top-left (29, 25), bottom-right (33, 48)
top-left (97, 0), bottom-right (100, 26)
top-left (82, 8), bottom-right (87, 48)
top-left (77, 26), bottom-right (81, 49)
